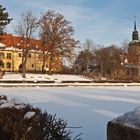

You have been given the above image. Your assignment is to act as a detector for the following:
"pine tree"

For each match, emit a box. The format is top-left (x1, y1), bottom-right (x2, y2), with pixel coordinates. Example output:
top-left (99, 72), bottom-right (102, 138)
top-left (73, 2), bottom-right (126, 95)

top-left (0, 5), bottom-right (12, 35)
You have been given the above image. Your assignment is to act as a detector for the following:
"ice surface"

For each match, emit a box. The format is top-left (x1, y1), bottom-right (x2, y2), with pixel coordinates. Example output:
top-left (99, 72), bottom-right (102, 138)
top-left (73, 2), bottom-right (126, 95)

top-left (1, 87), bottom-right (140, 140)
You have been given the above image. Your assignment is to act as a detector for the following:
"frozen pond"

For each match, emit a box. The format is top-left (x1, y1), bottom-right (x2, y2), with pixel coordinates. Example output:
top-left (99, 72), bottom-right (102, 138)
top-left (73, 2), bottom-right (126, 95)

top-left (1, 87), bottom-right (140, 140)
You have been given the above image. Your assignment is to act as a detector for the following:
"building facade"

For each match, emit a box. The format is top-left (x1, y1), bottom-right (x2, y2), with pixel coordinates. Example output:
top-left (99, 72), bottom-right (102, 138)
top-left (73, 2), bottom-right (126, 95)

top-left (0, 34), bottom-right (62, 73)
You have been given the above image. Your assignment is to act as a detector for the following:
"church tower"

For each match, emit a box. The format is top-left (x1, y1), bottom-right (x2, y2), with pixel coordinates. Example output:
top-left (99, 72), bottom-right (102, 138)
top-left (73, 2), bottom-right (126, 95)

top-left (132, 16), bottom-right (139, 42)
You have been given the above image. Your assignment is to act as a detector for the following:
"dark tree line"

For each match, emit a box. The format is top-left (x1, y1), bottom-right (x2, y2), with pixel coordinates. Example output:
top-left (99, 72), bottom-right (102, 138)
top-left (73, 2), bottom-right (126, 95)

top-left (73, 39), bottom-right (140, 81)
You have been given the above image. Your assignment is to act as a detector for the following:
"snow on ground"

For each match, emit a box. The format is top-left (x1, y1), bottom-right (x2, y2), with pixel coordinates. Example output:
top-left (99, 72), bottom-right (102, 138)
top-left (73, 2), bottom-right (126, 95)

top-left (2, 72), bottom-right (90, 82)
top-left (1, 87), bottom-right (140, 139)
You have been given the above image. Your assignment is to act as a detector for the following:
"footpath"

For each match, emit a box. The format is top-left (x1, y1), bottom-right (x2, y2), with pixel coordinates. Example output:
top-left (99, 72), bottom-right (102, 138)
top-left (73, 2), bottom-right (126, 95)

top-left (1, 82), bottom-right (140, 87)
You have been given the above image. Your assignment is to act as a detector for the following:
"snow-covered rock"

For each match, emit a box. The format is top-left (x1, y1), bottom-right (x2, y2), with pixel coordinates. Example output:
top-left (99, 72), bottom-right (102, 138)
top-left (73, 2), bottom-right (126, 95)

top-left (113, 107), bottom-right (140, 129)
top-left (107, 107), bottom-right (140, 140)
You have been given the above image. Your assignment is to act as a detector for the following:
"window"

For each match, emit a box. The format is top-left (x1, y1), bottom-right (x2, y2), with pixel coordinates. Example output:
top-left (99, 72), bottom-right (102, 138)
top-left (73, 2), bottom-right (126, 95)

top-left (39, 55), bottom-right (42, 59)
top-left (7, 53), bottom-right (11, 59)
top-left (6, 62), bottom-right (11, 69)
top-left (0, 60), bottom-right (4, 68)
top-left (19, 53), bottom-right (22, 57)
top-left (0, 52), bottom-right (4, 59)
top-left (28, 54), bottom-right (31, 58)
top-left (32, 64), bottom-right (34, 68)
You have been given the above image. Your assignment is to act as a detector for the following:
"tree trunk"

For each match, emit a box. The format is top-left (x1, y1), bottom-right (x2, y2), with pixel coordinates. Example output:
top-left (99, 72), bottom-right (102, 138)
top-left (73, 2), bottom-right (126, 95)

top-left (42, 52), bottom-right (46, 74)
top-left (48, 54), bottom-right (53, 75)
top-left (22, 50), bottom-right (27, 78)
top-left (22, 62), bottom-right (26, 78)
top-left (22, 59), bottom-right (25, 78)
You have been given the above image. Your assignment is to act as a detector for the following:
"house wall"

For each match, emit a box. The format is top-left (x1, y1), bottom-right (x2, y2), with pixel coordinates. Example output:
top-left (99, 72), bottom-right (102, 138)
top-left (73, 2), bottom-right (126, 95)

top-left (0, 48), bottom-right (62, 73)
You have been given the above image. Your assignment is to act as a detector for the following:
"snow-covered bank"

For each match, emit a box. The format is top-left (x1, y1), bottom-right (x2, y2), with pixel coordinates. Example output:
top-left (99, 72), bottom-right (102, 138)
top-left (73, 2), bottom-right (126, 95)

top-left (2, 73), bottom-right (91, 82)
top-left (2, 73), bottom-right (140, 87)
top-left (0, 82), bottom-right (140, 87)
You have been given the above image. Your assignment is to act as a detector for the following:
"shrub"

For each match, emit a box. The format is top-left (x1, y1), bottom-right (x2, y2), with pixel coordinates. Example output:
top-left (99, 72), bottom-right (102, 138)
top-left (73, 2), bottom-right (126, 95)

top-left (0, 95), bottom-right (81, 140)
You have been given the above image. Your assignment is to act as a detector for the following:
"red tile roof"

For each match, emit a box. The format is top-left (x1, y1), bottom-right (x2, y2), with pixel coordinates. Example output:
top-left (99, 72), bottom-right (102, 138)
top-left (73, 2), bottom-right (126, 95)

top-left (0, 34), bottom-right (41, 49)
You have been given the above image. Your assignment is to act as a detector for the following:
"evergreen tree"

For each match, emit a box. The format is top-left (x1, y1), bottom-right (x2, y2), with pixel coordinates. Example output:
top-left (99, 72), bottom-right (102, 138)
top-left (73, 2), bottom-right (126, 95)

top-left (0, 5), bottom-right (12, 35)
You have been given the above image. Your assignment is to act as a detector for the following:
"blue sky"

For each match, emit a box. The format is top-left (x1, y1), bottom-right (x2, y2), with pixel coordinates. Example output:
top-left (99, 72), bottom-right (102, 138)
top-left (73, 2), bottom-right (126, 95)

top-left (1, 0), bottom-right (140, 46)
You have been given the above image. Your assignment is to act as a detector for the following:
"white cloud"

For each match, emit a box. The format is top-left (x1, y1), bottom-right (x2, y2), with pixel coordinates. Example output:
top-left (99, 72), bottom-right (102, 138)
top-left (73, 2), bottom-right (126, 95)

top-left (3, 0), bottom-right (137, 45)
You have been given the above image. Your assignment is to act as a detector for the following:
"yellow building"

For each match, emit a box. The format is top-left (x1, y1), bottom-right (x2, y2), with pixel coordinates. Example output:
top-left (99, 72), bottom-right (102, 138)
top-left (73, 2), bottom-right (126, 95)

top-left (0, 34), bottom-right (62, 73)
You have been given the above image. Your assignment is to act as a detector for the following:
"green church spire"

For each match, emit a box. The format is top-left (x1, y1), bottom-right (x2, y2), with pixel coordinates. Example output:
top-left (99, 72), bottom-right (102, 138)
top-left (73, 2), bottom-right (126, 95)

top-left (132, 15), bottom-right (139, 41)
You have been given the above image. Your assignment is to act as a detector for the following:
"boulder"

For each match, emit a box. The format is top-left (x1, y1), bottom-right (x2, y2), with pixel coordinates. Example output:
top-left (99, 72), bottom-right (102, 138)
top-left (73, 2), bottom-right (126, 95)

top-left (107, 107), bottom-right (140, 140)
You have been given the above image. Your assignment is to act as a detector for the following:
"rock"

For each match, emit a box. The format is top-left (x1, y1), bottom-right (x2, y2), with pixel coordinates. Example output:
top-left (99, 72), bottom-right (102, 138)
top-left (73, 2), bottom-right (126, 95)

top-left (107, 121), bottom-right (140, 140)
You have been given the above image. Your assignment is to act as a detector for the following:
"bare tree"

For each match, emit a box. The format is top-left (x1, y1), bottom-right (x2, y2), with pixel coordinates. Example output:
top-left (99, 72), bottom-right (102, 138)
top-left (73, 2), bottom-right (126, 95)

top-left (39, 34), bottom-right (49, 74)
top-left (127, 42), bottom-right (140, 79)
top-left (73, 39), bottom-right (95, 73)
top-left (73, 50), bottom-right (94, 74)
top-left (14, 10), bottom-right (38, 78)
top-left (83, 39), bottom-right (95, 72)
top-left (39, 10), bottom-right (79, 74)
top-left (95, 45), bottom-right (122, 79)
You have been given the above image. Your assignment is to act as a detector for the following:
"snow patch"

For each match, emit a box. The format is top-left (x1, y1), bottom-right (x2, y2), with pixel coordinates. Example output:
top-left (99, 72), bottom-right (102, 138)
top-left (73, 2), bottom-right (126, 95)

top-left (0, 99), bottom-right (26, 109)
top-left (0, 43), bottom-right (5, 47)
top-left (2, 73), bottom-right (91, 81)
top-left (0, 102), bottom-right (15, 108)
top-left (27, 127), bottom-right (32, 132)
top-left (14, 104), bottom-right (26, 109)
top-left (0, 99), bottom-right (7, 105)
top-left (24, 111), bottom-right (35, 119)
